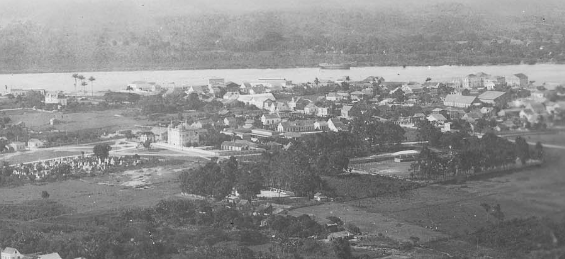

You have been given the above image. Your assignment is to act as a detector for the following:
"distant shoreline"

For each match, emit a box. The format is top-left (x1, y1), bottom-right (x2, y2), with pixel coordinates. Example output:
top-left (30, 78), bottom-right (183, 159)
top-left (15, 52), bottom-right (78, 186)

top-left (0, 61), bottom-right (562, 75)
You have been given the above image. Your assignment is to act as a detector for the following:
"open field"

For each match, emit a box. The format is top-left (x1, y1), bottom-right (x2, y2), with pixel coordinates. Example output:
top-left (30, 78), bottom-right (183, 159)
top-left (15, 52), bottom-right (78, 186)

top-left (290, 203), bottom-right (448, 243)
top-left (517, 131), bottom-right (565, 147)
top-left (293, 145), bottom-right (565, 258)
top-left (0, 150), bottom-right (80, 164)
top-left (0, 161), bottom-right (198, 213)
top-left (5, 108), bottom-right (150, 132)
top-left (350, 161), bottom-right (412, 178)
top-left (341, 148), bottom-right (565, 258)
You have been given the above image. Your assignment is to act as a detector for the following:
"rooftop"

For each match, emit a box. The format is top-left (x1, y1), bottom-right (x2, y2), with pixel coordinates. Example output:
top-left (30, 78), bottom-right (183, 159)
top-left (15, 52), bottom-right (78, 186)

top-left (444, 94), bottom-right (478, 105)
top-left (478, 91), bottom-right (506, 100)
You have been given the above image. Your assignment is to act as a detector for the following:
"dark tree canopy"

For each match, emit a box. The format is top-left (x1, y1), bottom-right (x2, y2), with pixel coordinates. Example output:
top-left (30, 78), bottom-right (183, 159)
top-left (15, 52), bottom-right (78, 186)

top-left (93, 144), bottom-right (112, 159)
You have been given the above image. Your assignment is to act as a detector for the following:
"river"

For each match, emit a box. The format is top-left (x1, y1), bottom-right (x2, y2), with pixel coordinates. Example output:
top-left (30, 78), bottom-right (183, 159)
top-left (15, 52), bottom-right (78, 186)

top-left (0, 64), bottom-right (564, 93)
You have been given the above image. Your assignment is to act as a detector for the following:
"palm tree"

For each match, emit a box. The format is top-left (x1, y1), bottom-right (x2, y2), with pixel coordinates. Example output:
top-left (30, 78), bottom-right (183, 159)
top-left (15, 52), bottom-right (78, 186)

top-left (72, 74), bottom-right (79, 93)
top-left (81, 81), bottom-right (88, 94)
top-left (88, 76), bottom-right (96, 96)
top-left (77, 75), bottom-right (85, 94)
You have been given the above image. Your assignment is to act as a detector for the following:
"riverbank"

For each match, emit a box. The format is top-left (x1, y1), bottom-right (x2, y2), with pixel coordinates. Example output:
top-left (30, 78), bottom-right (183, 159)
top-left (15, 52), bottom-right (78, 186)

top-left (2, 64), bottom-right (565, 93)
top-left (0, 57), bottom-right (563, 75)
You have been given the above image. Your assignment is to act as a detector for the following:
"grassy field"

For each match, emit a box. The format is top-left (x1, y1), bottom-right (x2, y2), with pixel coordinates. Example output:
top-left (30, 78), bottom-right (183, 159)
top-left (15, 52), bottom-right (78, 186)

top-left (0, 150), bottom-right (80, 164)
top-left (0, 161), bottom-right (198, 213)
top-left (292, 143), bottom-right (565, 258)
top-left (518, 131), bottom-right (565, 146)
top-left (350, 161), bottom-right (412, 178)
top-left (6, 108), bottom-right (150, 132)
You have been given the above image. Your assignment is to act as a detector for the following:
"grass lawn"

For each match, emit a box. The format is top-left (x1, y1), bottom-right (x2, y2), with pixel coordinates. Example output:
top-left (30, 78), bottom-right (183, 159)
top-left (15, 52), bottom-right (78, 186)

top-left (0, 162), bottom-right (193, 213)
top-left (350, 161), bottom-right (412, 178)
top-left (289, 202), bottom-right (448, 243)
top-left (519, 132), bottom-right (565, 147)
top-left (7, 108), bottom-right (151, 132)
top-left (0, 150), bottom-right (80, 164)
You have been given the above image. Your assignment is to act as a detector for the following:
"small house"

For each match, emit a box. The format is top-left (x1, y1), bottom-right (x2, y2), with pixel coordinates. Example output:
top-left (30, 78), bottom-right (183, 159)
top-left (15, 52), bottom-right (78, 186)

top-left (313, 192), bottom-right (329, 202)
top-left (8, 142), bottom-right (26, 152)
top-left (27, 139), bottom-right (44, 150)
top-left (327, 231), bottom-right (354, 241)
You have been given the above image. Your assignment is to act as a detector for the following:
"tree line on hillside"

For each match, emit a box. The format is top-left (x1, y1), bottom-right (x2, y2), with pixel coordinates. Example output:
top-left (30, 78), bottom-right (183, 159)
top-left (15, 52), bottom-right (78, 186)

top-left (411, 120), bottom-right (544, 180)
top-left (2, 6), bottom-right (565, 72)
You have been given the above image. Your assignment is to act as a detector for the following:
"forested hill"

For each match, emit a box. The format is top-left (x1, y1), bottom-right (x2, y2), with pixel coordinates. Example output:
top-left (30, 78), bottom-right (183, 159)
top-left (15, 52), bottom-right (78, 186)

top-left (1, 0), bottom-right (565, 73)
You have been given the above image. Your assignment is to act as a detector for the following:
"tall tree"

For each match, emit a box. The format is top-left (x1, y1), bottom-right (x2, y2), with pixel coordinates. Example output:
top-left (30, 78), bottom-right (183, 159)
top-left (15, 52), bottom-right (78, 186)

top-left (81, 81), bottom-right (88, 94)
top-left (236, 166), bottom-right (264, 202)
top-left (514, 136), bottom-right (530, 164)
top-left (532, 141), bottom-right (544, 161)
top-left (72, 73), bottom-right (79, 93)
top-left (88, 76), bottom-right (96, 96)
top-left (93, 143), bottom-right (112, 159)
top-left (77, 74), bottom-right (86, 93)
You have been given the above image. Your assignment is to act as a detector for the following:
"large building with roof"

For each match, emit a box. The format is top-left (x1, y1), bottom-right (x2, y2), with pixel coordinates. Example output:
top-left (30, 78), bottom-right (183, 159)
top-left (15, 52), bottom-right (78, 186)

top-left (478, 91), bottom-right (509, 105)
top-left (443, 94), bottom-right (481, 108)
top-left (167, 122), bottom-right (207, 147)
top-left (506, 73), bottom-right (528, 88)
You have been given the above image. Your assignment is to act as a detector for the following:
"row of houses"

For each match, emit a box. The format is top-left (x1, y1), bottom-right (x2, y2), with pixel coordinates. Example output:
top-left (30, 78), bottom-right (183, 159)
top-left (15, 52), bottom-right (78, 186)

top-left (452, 72), bottom-right (529, 89)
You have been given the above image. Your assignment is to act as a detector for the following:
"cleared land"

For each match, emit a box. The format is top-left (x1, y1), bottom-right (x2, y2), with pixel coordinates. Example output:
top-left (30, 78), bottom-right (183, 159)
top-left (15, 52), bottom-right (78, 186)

top-left (293, 134), bottom-right (565, 258)
top-left (0, 160), bottom-right (200, 213)
top-left (5, 108), bottom-right (150, 132)
top-left (351, 160), bottom-right (412, 178)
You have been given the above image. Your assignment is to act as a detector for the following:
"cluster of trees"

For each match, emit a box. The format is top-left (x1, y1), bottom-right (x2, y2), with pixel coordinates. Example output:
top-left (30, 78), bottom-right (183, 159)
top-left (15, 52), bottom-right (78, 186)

top-left (0, 198), bottom-right (333, 259)
top-left (41, 128), bottom-right (107, 147)
top-left (136, 92), bottom-right (206, 115)
top-left (71, 73), bottom-right (96, 94)
top-left (181, 131), bottom-right (378, 200)
top-left (412, 121), bottom-right (544, 180)
top-left (2, 1), bottom-right (565, 72)
top-left (103, 92), bottom-right (141, 104)
top-left (349, 112), bottom-right (406, 147)
top-left (473, 216), bottom-right (565, 257)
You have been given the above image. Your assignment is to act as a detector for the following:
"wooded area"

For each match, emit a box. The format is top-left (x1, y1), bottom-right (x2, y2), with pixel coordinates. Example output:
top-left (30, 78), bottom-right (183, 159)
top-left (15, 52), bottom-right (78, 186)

top-left (1, 1), bottom-right (565, 72)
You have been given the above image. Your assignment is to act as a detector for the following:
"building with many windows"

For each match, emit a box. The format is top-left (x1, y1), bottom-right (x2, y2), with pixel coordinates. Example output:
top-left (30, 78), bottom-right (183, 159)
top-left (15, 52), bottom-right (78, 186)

top-left (167, 122), bottom-right (207, 147)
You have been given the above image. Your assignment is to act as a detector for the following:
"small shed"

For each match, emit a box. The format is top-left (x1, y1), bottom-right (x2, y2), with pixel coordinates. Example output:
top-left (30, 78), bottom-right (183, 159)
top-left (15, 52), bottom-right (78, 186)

top-left (313, 192), bottom-right (329, 202)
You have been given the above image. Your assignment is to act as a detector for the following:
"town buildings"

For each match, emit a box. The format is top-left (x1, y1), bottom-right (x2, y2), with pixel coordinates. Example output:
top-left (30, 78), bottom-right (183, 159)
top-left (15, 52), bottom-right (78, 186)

top-left (44, 92), bottom-right (68, 106)
top-left (443, 94), bottom-right (480, 108)
top-left (478, 91), bottom-right (509, 105)
top-left (506, 73), bottom-right (529, 88)
top-left (167, 121), bottom-right (207, 147)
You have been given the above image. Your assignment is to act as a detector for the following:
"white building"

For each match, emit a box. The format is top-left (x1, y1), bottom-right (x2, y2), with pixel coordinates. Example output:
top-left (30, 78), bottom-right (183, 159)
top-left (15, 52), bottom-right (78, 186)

top-left (167, 122), bottom-right (207, 147)
top-left (237, 93), bottom-right (276, 109)
top-left (44, 91), bottom-right (68, 106)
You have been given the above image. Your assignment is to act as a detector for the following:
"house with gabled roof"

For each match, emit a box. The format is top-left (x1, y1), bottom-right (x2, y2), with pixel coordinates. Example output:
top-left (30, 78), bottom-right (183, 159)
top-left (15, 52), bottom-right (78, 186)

top-left (350, 91), bottom-right (364, 102)
top-left (314, 121), bottom-right (329, 131)
top-left (328, 118), bottom-right (347, 132)
top-left (427, 113), bottom-right (447, 125)
top-left (401, 82), bottom-right (424, 94)
top-left (326, 92), bottom-right (343, 102)
top-left (186, 85), bottom-right (207, 95)
top-left (341, 105), bottom-right (353, 119)
top-left (304, 103), bottom-right (318, 115)
top-left (261, 114), bottom-right (281, 126)
top-left (1, 247), bottom-right (24, 259)
top-left (287, 97), bottom-right (299, 110)
top-left (237, 93), bottom-right (276, 109)
top-left (316, 106), bottom-right (330, 117)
